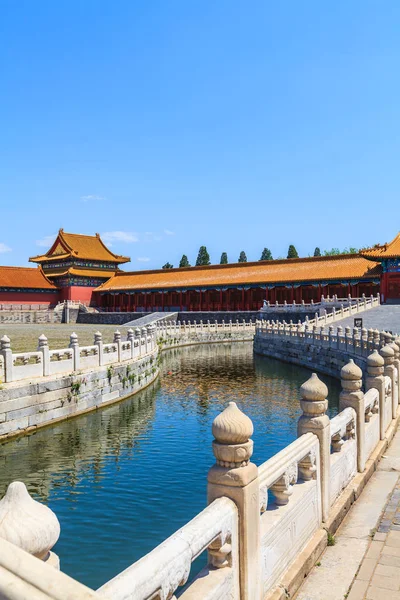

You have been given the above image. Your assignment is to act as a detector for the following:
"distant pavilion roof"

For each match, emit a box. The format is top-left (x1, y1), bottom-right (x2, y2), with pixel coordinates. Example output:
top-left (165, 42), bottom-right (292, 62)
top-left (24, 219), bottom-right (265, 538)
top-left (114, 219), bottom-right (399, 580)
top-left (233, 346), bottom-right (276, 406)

top-left (360, 232), bottom-right (400, 261)
top-left (29, 229), bottom-right (130, 265)
top-left (96, 254), bottom-right (381, 292)
top-left (0, 266), bottom-right (57, 289)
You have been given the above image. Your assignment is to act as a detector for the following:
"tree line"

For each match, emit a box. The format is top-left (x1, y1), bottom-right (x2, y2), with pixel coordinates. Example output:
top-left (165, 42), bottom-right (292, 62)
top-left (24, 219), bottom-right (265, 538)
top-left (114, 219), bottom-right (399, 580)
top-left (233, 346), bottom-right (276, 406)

top-left (162, 245), bottom-right (358, 269)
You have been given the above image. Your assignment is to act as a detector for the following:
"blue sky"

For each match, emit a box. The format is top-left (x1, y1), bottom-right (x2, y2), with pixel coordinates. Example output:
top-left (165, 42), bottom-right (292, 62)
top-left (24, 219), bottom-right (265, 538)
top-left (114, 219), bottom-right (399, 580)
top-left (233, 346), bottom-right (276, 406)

top-left (0, 1), bottom-right (399, 270)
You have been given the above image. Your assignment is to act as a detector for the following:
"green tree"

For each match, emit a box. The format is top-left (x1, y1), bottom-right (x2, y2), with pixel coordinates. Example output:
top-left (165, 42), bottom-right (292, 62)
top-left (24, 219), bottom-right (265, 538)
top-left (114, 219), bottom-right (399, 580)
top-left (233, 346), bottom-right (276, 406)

top-left (287, 245), bottom-right (299, 259)
top-left (323, 248), bottom-right (341, 256)
top-left (195, 246), bottom-right (211, 266)
top-left (220, 252), bottom-right (228, 264)
top-left (179, 254), bottom-right (190, 268)
top-left (162, 262), bottom-right (173, 269)
top-left (238, 251), bottom-right (247, 263)
top-left (314, 247), bottom-right (321, 257)
top-left (260, 248), bottom-right (273, 261)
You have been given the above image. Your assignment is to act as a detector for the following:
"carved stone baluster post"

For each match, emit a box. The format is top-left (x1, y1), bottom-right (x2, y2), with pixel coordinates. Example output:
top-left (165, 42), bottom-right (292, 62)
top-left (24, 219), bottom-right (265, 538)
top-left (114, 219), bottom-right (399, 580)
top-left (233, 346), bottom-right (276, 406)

top-left (0, 481), bottom-right (60, 568)
top-left (127, 328), bottom-right (134, 360)
top-left (0, 335), bottom-right (13, 383)
top-left (94, 331), bottom-right (104, 366)
top-left (37, 334), bottom-right (50, 377)
top-left (69, 332), bottom-right (79, 372)
top-left (113, 330), bottom-right (122, 362)
top-left (366, 350), bottom-right (385, 440)
top-left (337, 326), bottom-right (343, 350)
top-left (297, 373), bottom-right (330, 521)
top-left (340, 360), bottom-right (365, 472)
top-left (381, 345), bottom-right (397, 420)
top-left (142, 327), bottom-right (148, 354)
top-left (135, 327), bottom-right (141, 357)
top-left (208, 402), bottom-right (261, 600)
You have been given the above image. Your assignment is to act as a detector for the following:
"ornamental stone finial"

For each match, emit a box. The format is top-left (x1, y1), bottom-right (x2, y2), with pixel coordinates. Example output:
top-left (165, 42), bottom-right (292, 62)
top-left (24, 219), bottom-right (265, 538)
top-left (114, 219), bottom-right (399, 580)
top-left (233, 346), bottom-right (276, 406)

top-left (388, 340), bottom-right (400, 359)
top-left (37, 334), bottom-right (48, 348)
top-left (0, 482), bottom-right (60, 562)
top-left (1, 335), bottom-right (10, 349)
top-left (341, 358), bottom-right (362, 382)
top-left (300, 373), bottom-right (328, 403)
top-left (381, 344), bottom-right (395, 365)
top-left (94, 331), bottom-right (102, 342)
top-left (69, 332), bottom-right (78, 347)
top-left (212, 401), bottom-right (253, 445)
top-left (211, 402), bottom-right (254, 468)
top-left (367, 349), bottom-right (385, 371)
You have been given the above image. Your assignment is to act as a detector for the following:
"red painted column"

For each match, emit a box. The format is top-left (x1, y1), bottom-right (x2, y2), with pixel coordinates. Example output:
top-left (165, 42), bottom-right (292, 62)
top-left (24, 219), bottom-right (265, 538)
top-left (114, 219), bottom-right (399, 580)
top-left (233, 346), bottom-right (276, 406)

top-left (113, 294), bottom-right (116, 311)
top-left (241, 288), bottom-right (245, 310)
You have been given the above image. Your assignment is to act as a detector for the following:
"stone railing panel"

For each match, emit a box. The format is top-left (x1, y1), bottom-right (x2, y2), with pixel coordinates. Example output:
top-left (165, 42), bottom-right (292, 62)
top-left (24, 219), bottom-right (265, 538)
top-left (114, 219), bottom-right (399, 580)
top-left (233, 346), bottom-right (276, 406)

top-left (329, 407), bottom-right (357, 507)
top-left (384, 375), bottom-right (393, 431)
top-left (258, 433), bottom-right (321, 595)
top-left (49, 348), bottom-right (74, 375)
top-left (79, 345), bottom-right (99, 370)
top-left (12, 352), bottom-right (43, 381)
top-left (120, 342), bottom-right (132, 362)
top-left (102, 344), bottom-right (118, 366)
top-left (98, 497), bottom-right (239, 600)
top-left (364, 388), bottom-right (380, 461)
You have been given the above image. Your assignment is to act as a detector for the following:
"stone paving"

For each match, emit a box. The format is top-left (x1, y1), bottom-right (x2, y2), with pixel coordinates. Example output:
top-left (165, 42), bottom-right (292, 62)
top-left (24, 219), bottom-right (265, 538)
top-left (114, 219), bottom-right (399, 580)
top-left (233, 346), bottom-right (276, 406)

top-left (296, 424), bottom-right (400, 600)
top-left (347, 481), bottom-right (400, 600)
top-left (334, 305), bottom-right (400, 335)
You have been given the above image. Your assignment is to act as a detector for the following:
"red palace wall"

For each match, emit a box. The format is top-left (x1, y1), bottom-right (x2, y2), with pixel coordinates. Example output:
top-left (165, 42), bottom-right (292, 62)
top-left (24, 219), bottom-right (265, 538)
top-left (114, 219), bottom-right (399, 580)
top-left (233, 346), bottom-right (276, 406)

top-left (0, 291), bottom-right (58, 305)
top-left (58, 286), bottom-right (97, 304)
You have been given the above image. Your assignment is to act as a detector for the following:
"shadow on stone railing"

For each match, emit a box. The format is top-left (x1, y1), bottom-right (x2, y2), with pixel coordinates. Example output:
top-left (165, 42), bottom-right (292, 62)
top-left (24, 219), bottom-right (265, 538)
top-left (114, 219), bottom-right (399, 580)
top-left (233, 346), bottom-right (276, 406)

top-left (1, 336), bottom-right (399, 600)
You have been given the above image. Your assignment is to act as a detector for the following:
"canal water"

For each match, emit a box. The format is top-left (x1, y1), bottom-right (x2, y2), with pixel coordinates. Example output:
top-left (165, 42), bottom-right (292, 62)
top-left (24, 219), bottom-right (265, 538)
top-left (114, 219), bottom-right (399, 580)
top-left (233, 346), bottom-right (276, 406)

top-left (0, 342), bottom-right (341, 590)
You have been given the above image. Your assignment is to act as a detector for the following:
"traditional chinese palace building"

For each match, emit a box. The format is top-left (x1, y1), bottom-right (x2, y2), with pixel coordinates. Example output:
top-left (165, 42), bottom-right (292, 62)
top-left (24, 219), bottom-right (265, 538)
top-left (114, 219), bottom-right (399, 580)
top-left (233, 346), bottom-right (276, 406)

top-left (0, 230), bottom-right (399, 309)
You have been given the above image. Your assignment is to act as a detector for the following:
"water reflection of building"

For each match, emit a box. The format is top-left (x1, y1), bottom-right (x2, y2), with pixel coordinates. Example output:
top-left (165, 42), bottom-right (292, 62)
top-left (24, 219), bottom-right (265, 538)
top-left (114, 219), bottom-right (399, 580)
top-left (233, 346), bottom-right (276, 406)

top-left (0, 383), bottom-right (158, 501)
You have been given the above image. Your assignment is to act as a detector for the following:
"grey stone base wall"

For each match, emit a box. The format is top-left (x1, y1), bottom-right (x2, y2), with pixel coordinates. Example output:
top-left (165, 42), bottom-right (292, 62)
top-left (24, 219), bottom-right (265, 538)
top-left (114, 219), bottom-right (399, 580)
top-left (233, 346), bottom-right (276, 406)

top-left (77, 312), bottom-right (153, 325)
top-left (0, 309), bottom-right (57, 324)
top-left (253, 334), bottom-right (366, 381)
top-left (0, 348), bottom-right (159, 441)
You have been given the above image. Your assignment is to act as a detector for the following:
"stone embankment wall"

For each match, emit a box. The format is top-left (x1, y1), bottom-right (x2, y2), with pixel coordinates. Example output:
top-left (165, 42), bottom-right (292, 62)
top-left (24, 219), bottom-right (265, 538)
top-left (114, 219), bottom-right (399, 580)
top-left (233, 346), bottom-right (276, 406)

top-left (253, 322), bottom-right (390, 378)
top-left (0, 308), bottom-right (59, 324)
top-left (77, 311), bottom-right (154, 325)
top-left (0, 327), bottom-right (159, 441)
top-left (0, 349), bottom-right (159, 441)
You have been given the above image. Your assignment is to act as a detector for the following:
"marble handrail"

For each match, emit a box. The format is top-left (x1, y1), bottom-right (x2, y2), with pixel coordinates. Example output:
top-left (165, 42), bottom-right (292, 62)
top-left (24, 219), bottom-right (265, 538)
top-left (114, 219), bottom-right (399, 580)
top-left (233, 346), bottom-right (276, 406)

top-left (97, 497), bottom-right (238, 600)
top-left (258, 432), bottom-right (319, 512)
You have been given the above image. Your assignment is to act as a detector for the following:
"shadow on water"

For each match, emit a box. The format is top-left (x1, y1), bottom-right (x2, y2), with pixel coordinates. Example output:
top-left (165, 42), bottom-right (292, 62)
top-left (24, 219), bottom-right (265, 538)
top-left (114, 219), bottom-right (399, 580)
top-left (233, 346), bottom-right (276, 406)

top-left (0, 342), bottom-right (340, 589)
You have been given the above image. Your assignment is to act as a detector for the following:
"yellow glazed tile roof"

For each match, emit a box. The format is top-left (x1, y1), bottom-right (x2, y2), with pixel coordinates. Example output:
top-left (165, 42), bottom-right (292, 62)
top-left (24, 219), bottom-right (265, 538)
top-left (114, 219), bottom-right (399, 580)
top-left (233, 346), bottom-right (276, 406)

top-left (30, 229), bottom-right (130, 264)
top-left (47, 267), bottom-right (117, 279)
top-left (0, 266), bottom-right (57, 289)
top-left (97, 254), bottom-right (381, 292)
top-left (360, 232), bottom-right (400, 260)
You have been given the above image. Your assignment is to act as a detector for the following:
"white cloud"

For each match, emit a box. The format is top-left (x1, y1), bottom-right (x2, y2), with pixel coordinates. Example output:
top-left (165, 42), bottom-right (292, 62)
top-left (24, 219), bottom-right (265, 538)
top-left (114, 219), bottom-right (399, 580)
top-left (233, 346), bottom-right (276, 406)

top-left (137, 257), bottom-right (150, 262)
top-left (164, 229), bottom-right (175, 236)
top-left (35, 234), bottom-right (56, 248)
top-left (0, 242), bottom-right (11, 253)
top-left (81, 195), bottom-right (106, 202)
top-left (101, 231), bottom-right (138, 244)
